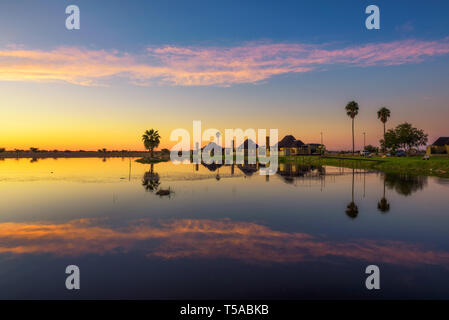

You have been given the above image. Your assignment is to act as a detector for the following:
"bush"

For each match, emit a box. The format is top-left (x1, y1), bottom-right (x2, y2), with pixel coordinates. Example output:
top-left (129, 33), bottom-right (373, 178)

top-left (364, 145), bottom-right (378, 153)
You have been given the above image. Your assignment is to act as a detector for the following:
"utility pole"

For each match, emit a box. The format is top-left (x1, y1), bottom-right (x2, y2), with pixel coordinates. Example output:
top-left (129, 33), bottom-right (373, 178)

top-left (363, 132), bottom-right (366, 150)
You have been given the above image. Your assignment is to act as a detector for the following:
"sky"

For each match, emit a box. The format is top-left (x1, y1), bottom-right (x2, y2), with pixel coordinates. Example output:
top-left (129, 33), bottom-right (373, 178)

top-left (1, 0), bottom-right (449, 151)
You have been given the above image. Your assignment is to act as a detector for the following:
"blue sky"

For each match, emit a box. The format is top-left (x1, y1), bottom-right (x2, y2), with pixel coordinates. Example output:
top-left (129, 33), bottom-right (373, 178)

top-left (1, 0), bottom-right (449, 49)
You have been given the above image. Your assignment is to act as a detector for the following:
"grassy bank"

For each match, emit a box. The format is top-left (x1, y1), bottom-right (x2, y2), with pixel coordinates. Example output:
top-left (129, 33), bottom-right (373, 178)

top-left (280, 155), bottom-right (449, 178)
top-left (135, 156), bottom-right (170, 164)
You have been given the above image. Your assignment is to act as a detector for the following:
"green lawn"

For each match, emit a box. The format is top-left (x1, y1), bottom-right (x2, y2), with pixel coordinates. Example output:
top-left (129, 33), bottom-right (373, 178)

top-left (135, 157), bottom-right (169, 164)
top-left (279, 155), bottom-right (449, 178)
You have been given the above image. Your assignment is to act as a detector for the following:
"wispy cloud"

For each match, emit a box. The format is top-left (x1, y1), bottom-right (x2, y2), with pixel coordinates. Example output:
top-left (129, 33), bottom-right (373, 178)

top-left (1, 38), bottom-right (449, 86)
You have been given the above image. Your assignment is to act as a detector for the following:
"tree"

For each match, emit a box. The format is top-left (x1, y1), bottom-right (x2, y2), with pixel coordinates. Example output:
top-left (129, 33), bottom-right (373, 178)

top-left (364, 144), bottom-right (378, 153)
top-left (380, 122), bottom-right (428, 154)
top-left (377, 107), bottom-right (391, 151)
top-left (345, 101), bottom-right (359, 155)
top-left (161, 148), bottom-right (170, 155)
top-left (29, 147), bottom-right (39, 152)
top-left (0, 148), bottom-right (5, 153)
top-left (142, 129), bottom-right (161, 158)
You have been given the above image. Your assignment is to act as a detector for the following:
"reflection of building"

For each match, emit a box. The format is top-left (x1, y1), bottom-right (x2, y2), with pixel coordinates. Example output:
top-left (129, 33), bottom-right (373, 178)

top-left (202, 162), bottom-right (223, 172)
top-left (277, 163), bottom-right (324, 183)
top-left (237, 163), bottom-right (259, 176)
top-left (427, 137), bottom-right (449, 155)
top-left (276, 135), bottom-right (323, 156)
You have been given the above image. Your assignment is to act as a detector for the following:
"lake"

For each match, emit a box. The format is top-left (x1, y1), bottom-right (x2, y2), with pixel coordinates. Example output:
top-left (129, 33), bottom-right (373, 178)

top-left (0, 157), bottom-right (448, 299)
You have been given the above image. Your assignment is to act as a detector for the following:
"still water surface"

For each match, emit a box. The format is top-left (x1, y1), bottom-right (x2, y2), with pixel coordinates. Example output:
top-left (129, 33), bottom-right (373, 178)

top-left (0, 158), bottom-right (448, 299)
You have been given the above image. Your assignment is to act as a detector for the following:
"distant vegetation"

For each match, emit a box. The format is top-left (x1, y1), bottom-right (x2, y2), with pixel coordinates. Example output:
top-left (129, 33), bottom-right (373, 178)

top-left (381, 122), bottom-right (428, 153)
top-left (281, 156), bottom-right (449, 178)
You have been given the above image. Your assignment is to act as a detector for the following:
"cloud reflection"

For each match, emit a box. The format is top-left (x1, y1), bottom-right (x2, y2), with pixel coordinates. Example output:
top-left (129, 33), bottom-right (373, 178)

top-left (0, 218), bottom-right (448, 267)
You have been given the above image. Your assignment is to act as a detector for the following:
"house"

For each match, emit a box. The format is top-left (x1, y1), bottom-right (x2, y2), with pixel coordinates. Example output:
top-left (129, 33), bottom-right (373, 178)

top-left (277, 135), bottom-right (310, 155)
top-left (237, 139), bottom-right (258, 156)
top-left (306, 143), bottom-right (323, 154)
top-left (426, 137), bottom-right (449, 155)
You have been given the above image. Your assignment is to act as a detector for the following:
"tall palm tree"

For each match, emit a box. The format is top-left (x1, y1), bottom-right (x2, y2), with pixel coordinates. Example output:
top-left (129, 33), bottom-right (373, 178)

top-left (377, 107), bottom-right (391, 151)
top-left (142, 129), bottom-right (161, 158)
top-left (345, 101), bottom-right (359, 155)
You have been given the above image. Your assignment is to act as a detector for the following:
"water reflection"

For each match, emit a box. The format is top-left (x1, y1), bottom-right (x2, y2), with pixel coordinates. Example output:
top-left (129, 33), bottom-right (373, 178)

top-left (142, 163), bottom-right (161, 192)
top-left (1, 158), bottom-right (449, 299)
top-left (1, 218), bottom-right (448, 267)
top-left (345, 168), bottom-right (359, 219)
top-left (385, 173), bottom-right (428, 196)
top-left (378, 179), bottom-right (390, 213)
top-left (142, 164), bottom-right (174, 197)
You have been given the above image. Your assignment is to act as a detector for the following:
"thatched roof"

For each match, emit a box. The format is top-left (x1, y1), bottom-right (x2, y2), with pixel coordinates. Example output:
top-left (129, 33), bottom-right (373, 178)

top-left (237, 139), bottom-right (258, 150)
top-left (432, 137), bottom-right (449, 146)
top-left (277, 135), bottom-right (305, 148)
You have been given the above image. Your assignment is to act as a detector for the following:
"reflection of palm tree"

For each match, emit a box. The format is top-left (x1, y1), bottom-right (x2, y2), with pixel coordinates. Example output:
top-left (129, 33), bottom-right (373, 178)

top-left (377, 178), bottom-right (390, 213)
top-left (142, 163), bottom-right (160, 192)
top-left (216, 167), bottom-right (221, 181)
top-left (346, 168), bottom-right (359, 219)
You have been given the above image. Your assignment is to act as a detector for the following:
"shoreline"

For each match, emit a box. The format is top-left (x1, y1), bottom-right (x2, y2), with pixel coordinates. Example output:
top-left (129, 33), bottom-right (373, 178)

top-left (3, 152), bottom-right (448, 179)
top-left (0, 151), bottom-right (153, 159)
top-left (280, 155), bottom-right (449, 179)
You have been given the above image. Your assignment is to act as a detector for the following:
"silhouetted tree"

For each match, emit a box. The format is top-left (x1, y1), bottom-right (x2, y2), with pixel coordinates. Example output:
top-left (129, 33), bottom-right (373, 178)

top-left (377, 107), bottom-right (391, 151)
top-left (142, 129), bottom-right (161, 158)
top-left (345, 101), bottom-right (359, 156)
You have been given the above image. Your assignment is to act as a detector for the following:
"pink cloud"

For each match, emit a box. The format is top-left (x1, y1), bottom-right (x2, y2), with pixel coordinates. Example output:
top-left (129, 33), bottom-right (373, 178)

top-left (1, 38), bottom-right (449, 86)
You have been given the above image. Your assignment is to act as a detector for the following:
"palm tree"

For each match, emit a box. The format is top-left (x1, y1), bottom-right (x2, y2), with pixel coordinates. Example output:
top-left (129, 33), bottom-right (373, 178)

top-left (377, 107), bottom-right (391, 151)
top-left (345, 101), bottom-right (359, 155)
top-left (142, 129), bottom-right (161, 158)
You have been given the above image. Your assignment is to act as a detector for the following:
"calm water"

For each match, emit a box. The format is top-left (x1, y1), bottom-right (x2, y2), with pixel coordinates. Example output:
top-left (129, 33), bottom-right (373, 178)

top-left (1, 158), bottom-right (449, 299)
